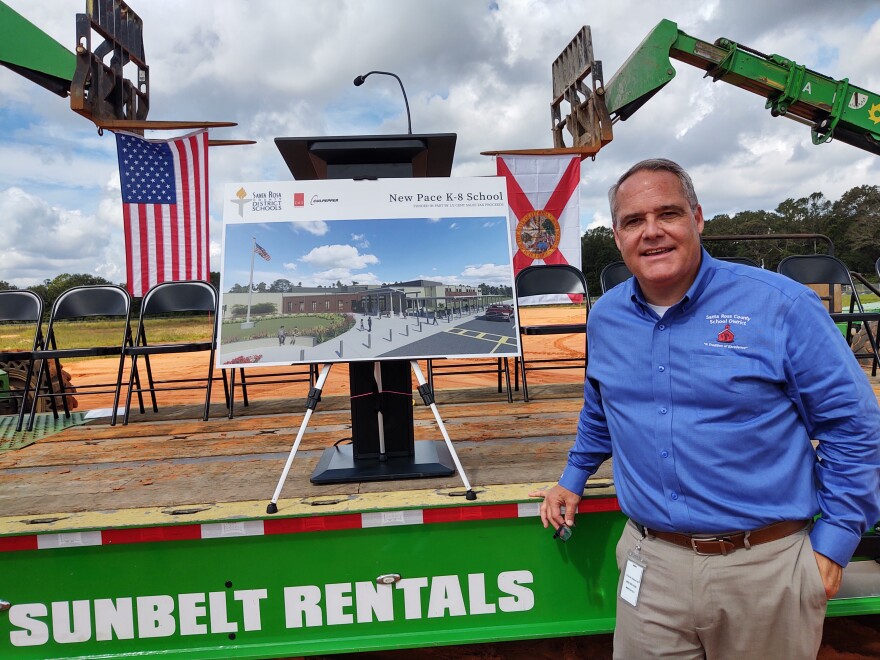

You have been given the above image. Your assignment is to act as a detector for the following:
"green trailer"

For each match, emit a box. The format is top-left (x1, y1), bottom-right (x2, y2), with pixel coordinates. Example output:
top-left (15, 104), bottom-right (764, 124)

top-left (0, 485), bottom-right (624, 658)
top-left (2, 7), bottom-right (880, 656)
top-left (1, 384), bottom-right (879, 659)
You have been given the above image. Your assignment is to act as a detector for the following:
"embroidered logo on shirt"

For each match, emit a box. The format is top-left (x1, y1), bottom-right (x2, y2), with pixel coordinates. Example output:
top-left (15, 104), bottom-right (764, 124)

top-left (717, 324), bottom-right (735, 343)
top-left (704, 313), bottom-right (750, 351)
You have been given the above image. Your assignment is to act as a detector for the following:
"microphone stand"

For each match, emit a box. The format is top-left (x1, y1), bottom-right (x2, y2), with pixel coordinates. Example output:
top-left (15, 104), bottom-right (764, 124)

top-left (353, 70), bottom-right (413, 135)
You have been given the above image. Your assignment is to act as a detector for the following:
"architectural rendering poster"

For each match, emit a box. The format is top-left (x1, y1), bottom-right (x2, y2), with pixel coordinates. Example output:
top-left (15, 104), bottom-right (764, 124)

top-left (218, 177), bottom-right (519, 368)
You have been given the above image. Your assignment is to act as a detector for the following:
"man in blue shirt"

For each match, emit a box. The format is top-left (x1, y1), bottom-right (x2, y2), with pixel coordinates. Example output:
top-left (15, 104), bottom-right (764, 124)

top-left (533, 158), bottom-right (880, 658)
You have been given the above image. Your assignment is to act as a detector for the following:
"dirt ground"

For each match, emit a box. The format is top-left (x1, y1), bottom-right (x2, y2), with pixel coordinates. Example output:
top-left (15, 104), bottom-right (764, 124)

top-left (59, 306), bottom-right (880, 659)
top-left (62, 306), bottom-right (590, 407)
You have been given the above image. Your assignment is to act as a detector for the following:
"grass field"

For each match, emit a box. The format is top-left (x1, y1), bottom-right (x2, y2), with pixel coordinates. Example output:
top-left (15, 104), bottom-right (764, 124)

top-left (0, 316), bottom-right (214, 358)
top-left (221, 315), bottom-right (336, 341)
top-left (220, 313), bottom-right (355, 344)
top-left (0, 293), bottom-right (875, 357)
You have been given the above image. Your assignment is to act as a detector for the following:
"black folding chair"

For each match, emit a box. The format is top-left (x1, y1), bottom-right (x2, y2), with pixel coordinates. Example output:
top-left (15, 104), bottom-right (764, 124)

top-left (717, 256), bottom-right (761, 268)
top-left (427, 356), bottom-right (512, 403)
top-left (514, 264), bottom-right (590, 401)
top-left (0, 290), bottom-right (44, 431)
top-left (422, 300), bottom-right (513, 401)
top-left (124, 281), bottom-right (222, 424)
top-left (778, 254), bottom-right (880, 376)
top-left (26, 285), bottom-right (132, 429)
top-left (599, 261), bottom-right (632, 294)
top-left (225, 363), bottom-right (317, 418)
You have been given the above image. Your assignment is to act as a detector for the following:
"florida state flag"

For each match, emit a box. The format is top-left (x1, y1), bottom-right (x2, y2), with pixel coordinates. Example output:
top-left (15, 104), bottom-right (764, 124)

top-left (496, 155), bottom-right (582, 304)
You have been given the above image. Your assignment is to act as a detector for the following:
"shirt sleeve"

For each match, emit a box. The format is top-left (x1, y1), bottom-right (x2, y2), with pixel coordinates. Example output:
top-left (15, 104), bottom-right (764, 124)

top-left (559, 372), bottom-right (614, 495)
top-left (782, 289), bottom-right (880, 566)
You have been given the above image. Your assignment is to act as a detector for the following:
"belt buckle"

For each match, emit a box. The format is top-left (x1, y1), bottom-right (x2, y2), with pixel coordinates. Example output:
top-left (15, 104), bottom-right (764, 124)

top-left (691, 536), bottom-right (736, 556)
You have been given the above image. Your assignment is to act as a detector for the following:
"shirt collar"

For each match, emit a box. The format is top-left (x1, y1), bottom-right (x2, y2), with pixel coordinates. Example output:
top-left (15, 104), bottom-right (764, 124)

top-left (629, 248), bottom-right (717, 315)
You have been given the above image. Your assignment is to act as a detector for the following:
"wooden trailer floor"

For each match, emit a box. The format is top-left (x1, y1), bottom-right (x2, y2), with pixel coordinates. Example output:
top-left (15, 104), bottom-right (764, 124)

top-left (0, 364), bottom-right (877, 660)
top-left (0, 381), bottom-right (616, 533)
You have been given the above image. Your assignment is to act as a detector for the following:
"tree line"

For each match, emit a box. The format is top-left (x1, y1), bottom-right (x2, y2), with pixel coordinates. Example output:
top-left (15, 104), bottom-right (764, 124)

top-left (227, 279), bottom-right (513, 297)
top-left (581, 184), bottom-right (880, 296)
top-left (4, 185), bottom-right (876, 308)
top-left (0, 272), bottom-right (222, 316)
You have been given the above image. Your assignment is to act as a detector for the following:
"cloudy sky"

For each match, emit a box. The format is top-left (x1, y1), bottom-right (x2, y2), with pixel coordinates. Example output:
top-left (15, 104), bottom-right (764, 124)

top-left (2, 0), bottom-right (879, 288)
top-left (221, 216), bottom-right (511, 290)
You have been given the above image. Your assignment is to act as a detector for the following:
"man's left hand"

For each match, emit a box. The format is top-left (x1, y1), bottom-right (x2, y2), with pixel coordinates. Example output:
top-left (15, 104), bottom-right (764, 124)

top-left (813, 552), bottom-right (843, 599)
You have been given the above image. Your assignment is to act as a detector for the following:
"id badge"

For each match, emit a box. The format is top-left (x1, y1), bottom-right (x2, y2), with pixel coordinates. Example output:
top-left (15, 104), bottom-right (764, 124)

top-left (620, 549), bottom-right (646, 607)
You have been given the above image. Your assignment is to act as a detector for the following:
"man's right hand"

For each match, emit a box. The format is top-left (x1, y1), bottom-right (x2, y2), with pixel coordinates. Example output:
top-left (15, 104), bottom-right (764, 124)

top-left (528, 484), bottom-right (582, 529)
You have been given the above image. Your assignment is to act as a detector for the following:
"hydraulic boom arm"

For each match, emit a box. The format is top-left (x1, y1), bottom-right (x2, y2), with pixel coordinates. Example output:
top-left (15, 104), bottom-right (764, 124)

top-left (0, 1), bottom-right (246, 142)
top-left (602, 19), bottom-right (880, 156)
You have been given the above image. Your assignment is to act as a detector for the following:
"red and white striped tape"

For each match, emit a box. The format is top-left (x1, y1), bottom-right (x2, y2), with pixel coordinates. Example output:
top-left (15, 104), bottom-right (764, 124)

top-left (0, 498), bottom-right (620, 552)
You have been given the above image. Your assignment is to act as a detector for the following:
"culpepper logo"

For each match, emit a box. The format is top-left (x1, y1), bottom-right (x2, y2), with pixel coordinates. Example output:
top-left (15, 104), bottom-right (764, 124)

top-left (294, 193), bottom-right (304, 207)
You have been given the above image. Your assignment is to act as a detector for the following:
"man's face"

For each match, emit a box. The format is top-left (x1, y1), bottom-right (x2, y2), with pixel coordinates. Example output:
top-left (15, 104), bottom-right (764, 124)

top-left (612, 170), bottom-right (704, 306)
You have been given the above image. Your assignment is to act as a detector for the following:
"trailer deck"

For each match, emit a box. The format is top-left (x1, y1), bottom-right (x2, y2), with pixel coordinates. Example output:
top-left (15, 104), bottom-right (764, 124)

top-left (0, 372), bottom-right (877, 659)
top-left (0, 381), bottom-right (605, 525)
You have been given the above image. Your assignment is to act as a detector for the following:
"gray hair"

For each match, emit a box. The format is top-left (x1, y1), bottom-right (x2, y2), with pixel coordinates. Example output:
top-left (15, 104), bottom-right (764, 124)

top-left (608, 158), bottom-right (699, 228)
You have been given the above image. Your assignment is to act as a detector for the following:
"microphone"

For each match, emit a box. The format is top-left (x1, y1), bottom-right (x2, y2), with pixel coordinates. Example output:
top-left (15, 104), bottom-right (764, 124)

top-left (352, 70), bottom-right (413, 135)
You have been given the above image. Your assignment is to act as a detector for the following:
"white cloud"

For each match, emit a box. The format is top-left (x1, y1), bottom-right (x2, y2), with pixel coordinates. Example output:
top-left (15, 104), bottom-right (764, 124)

top-left (2, 0), bottom-right (879, 286)
top-left (300, 244), bottom-right (379, 270)
top-left (291, 221), bottom-right (329, 236)
top-left (0, 187), bottom-right (116, 284)
top-left (311, 269), bottom-right (381, 287)
top-left (461, 263), bottom-right (511, 284)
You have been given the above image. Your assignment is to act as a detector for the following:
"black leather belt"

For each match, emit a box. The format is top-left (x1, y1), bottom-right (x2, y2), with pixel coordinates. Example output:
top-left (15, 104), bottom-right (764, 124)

top-left (634, 519), bottom-right (811, 556)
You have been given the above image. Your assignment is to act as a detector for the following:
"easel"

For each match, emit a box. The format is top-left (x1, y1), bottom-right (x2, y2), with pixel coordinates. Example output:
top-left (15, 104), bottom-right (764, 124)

top-left (265, 133), bottom-right (476, 512)
top-left (266, 360), bottom-right (475, 513)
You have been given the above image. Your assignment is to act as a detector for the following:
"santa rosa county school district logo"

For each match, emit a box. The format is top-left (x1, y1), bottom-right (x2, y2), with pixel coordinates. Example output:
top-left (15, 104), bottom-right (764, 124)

top-left (515, 210), bottom-right (561, 260)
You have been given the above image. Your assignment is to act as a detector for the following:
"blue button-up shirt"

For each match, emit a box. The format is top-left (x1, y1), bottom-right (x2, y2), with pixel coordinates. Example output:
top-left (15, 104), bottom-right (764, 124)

top-left (561, 250), bottom-right (880, 566)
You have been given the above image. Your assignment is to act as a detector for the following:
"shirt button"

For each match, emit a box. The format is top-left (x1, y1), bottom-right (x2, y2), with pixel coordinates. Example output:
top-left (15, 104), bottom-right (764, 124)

top-left (670, 492), bottom-right (679, 501)
top-left (660, 450), bottom-right (669, 458)
top-left (658, 365), bottom-right (665, 372)
top-left (658, 324), bottom-right (666, 330)
top-left (659, 407), bottom-right (667, 414)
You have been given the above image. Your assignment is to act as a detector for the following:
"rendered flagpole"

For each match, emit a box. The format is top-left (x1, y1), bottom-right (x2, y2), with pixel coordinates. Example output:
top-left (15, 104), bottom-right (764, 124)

top-left (246, 236), bottom-right (256, 324)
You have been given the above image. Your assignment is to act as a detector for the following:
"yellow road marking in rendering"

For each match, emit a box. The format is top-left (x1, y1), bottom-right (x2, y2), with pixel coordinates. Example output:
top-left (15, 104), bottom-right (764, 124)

top-left (444, 328), bottom-right (515, 346)
top-left (441, 327), bottom-right (517, 354)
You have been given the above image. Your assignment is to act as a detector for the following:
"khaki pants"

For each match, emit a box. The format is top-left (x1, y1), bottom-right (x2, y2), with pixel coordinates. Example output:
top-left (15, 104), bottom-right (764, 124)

top-left (613, 520), bottom-right (827, 660)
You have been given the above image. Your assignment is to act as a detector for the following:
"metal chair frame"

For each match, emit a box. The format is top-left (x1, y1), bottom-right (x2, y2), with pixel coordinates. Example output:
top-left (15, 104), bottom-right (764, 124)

top-left (25, 285), bottom-right (133, 429)
top-left (224, 364), bottom-right (318, 418)
top-left (426, 356), bottom-right (512, 403)
top-left (514, 264), bottom-right (590, 401)
top-left (124, 281), bottom-right (222, 424)
top-left (599, 261), bottom-right (632, 294)
top-left (0, 290), bottom-right (45, 431)
top-left (778, 254), bottom-right (880, 376)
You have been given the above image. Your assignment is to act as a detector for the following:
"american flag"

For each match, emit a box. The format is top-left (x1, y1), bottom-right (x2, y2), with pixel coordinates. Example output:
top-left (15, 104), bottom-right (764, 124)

top-left (254, 243), bottom-right (271, 261)
top-left (115, 129), bottom-right (210, 297)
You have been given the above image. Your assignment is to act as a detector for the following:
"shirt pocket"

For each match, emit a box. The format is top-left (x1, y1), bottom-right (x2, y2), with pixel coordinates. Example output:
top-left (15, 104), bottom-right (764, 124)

top-left (688, 352), bottom-right (771, 424)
